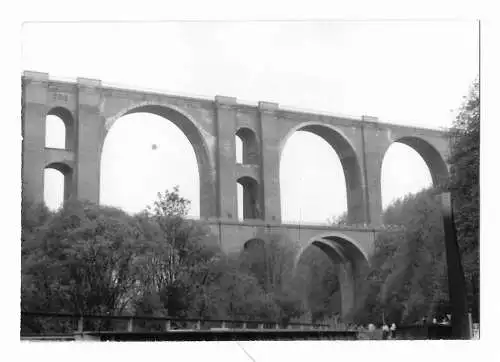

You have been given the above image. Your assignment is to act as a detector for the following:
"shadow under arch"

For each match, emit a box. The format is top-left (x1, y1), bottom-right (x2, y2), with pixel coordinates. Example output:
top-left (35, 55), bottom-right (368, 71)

top-left (235, 127), bottom-right (259, 164)
top-left (393, 136), bottom-right (449, 187)
top-left (237, 176), bottom-right (261, 220)
top-left (102, 102), bottom-right (216, 217)
top-left (294, 232), bottom-right (370, 319)
top-left (279, 122), bottom-right (365, 224)
top-left (243, 238), bottom-right (266, 250)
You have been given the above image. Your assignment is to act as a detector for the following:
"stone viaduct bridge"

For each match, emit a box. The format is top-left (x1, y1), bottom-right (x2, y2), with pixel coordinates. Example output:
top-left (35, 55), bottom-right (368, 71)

top-left (21, 71), bottom-right (451, 317)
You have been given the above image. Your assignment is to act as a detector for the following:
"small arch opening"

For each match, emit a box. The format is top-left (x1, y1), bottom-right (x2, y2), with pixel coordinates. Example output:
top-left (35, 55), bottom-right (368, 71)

top-left (240, 238), bottom-right (268, 289)
top-left (44, 162), bottom-right (73, 211)
top-left (45, 107), bottom-right (74, 150)
top-left (235, 128), bottom-right (259, 164)
top-left (237, 176), bottom-right (260, 220)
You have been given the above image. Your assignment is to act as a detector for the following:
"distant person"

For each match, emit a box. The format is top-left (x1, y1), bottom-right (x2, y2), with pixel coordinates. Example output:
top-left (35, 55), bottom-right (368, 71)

top-left (382, 324), bottom-right (390, 340)
top-left (390, 323), bottom-right (397, 339)
top-left (432, 318), bottom-right (438, 324)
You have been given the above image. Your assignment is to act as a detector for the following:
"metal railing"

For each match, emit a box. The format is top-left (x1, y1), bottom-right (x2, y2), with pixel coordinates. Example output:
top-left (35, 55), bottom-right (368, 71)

top-left (184, 216), bottom-right (405, 231)
top-left (21, 311), bottom-right (331, 335)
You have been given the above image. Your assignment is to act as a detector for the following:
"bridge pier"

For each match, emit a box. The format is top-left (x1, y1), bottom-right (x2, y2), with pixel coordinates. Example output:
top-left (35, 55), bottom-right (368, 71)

top-left (74, 77), bottom-right (104, 204)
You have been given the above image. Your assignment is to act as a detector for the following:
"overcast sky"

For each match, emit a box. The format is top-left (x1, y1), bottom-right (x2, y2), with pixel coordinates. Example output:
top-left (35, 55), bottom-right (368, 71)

top-left (22, 21), bottom-right (478, 223)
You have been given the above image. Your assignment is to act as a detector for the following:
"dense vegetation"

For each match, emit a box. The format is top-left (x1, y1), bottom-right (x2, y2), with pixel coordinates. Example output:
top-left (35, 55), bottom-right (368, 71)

top-left (21, 81), bottom-right (479, 332)
top-left (21, 190), bottom-right (312, 333)
top-left (350, 189), bottom-right (450, 325)
top-left (448, 80), bottom-right (480, 320)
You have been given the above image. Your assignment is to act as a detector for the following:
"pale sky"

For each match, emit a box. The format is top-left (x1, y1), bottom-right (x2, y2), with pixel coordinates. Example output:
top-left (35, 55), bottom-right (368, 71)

top-left (25, 21), bottom-right (478, 223)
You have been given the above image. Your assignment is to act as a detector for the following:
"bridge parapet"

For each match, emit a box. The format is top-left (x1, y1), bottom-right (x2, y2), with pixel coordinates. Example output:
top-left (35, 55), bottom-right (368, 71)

top-left (185, 216), bottom-right (404, 232)
top-left (22, 71), bottom-right (449, 135)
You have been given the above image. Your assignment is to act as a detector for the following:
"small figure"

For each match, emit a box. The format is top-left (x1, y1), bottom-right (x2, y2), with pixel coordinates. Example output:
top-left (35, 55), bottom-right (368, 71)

top-left (390, 323), bottom-right (397, 339)
top-left (382, 324), bottom-right (390, 340)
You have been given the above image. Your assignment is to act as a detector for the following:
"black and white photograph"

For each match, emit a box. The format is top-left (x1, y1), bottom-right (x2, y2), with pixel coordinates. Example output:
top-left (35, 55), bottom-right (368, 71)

top-left (9, 3), bottom-right (490, 357)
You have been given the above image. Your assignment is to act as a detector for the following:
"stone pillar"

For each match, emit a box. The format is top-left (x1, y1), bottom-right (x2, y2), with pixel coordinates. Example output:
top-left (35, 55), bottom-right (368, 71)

top-left (22, 71), bottom-right (49, 205)
top-left (75, 78), bottom-right (105, 204)
top-left (259, 101), bottom-right (281, 223)
top-left (345, 164), bottom-right (367, 225)
top-left (360, 117), bottom-right (389, 226)
top-left (215, 96), bottom-right (238, 220)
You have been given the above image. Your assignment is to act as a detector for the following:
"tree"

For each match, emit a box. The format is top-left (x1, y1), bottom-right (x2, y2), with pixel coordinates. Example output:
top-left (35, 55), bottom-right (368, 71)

top-left (351, 189), bottom-right (449, 325)
top-left (295, 246), bottom-right (342, 322)
top-left (21, 201), bottom-right (142, 332)
top-left (21, 200), bottom-right (53, 253)
top-left (239, 233), bottom-right (298, 295)
top-left (328, 212), bottom-right (348, 226)
top-left (447, 79), bottom-right (480, 320)
top-left (147, 185), bottom-right (191, 218)
top-left (133, 186), bottom-right (221, 319)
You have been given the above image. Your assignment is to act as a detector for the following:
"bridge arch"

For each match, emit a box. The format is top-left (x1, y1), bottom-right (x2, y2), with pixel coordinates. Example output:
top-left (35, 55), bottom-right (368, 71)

top-left (279, 122), bottom-right (365, 224)
top-left (294, 232), bottom-right (369, 319)
top-left (102, 102), bottom-right (216, 217)
top-left (391, 136), bottom-right (449, 187)
top-left (294, 232), bottom-right (370, 270)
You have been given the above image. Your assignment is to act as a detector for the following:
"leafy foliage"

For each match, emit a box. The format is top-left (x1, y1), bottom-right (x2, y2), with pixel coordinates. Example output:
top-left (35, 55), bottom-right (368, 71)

top-left (21, 188), bottom-right (307, 331)
top-left (447, 79), bottom-right (480, 319)
top-left (351, 189), bottom-right (449, 325)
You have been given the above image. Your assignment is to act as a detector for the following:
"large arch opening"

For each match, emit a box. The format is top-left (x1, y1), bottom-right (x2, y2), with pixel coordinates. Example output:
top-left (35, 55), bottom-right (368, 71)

top-left (237, 176), bottom-right (260, 220)
top-left (44, 162), bottom-right (73, 211)
top-left (381, 138), bottom-right (447, 209)
top-left (100, 108), bottom-right (206, 217)
top-left (294, 235), bottom-right (368, 321)
top-left (280, 125), bottom-right (363, 224)
top-left (45, 107), bottom-right (74, 150)
top-left (235, 127), bottom-right (259, 165)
